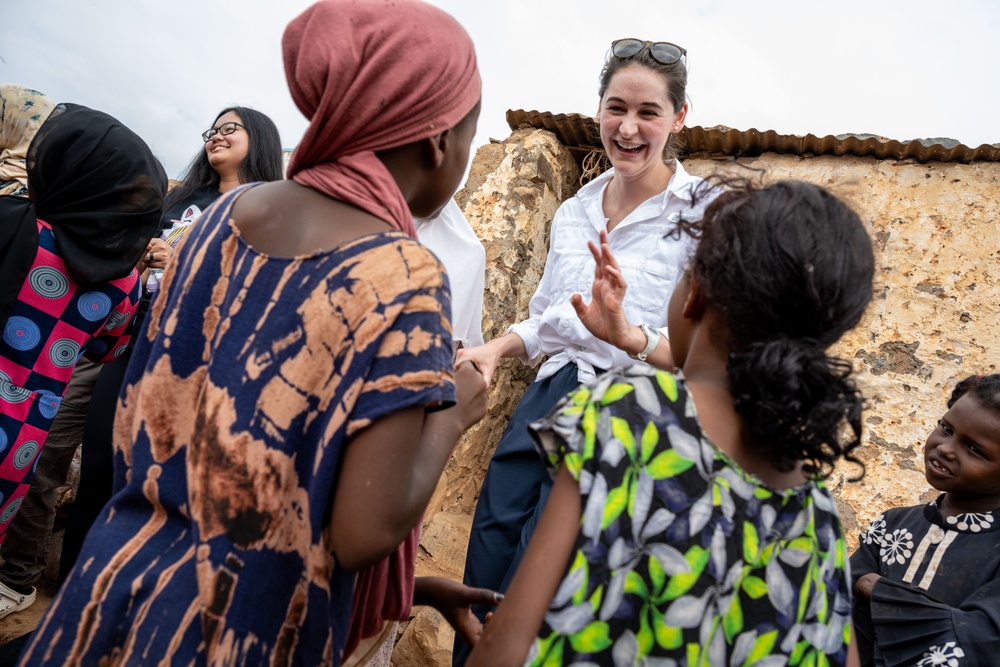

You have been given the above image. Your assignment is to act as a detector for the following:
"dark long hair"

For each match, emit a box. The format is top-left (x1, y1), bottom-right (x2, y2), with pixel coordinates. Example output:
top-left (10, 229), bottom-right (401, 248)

top-left (168, 106), bottom-right (283, 206)
top-left (691, 179), bottom-right (875, 477)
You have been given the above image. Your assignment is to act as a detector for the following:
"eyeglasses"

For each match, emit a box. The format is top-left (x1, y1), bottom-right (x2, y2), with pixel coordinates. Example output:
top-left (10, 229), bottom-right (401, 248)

top-left (202, 121), bottom-right (245, 142)
top-left (611, 39), bottom-right (687, 66)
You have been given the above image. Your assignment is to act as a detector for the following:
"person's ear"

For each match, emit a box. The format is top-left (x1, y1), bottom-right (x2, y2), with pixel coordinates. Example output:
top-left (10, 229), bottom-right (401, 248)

top-left (425, 129), bottom-right (450, 169)
top-left (671, 102), bottom-right (689, 134)
top-left (682, 272), bottom-right (705, 319)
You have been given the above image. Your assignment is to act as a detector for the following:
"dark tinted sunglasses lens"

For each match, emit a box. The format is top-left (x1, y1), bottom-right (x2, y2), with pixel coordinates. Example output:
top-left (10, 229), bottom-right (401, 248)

top-left (612, 39), bottom-right (645, 58)
top-left (649, 43), bottom-right (682, 64)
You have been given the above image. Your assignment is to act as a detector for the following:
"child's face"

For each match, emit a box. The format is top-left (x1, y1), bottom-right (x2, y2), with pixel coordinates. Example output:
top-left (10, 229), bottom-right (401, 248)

top-left (924, 394), bottom-right (1000, 512)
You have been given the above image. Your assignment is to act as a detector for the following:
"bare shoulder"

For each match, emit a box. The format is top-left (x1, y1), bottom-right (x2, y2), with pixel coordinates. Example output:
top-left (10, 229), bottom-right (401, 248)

top-left (232, 181), bottom-right (393, 257)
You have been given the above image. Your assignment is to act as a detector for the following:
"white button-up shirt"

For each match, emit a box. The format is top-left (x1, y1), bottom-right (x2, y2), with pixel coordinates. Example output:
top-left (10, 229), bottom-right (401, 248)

top-left (508, 161), bottom-right (714, 383)
top-left (417, 200), bottom-right (486, 348)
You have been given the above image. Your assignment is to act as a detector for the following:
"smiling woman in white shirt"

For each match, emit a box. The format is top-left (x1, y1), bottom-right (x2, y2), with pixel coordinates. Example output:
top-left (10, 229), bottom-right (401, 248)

top-left (452, 38), bottom-right (716, 665)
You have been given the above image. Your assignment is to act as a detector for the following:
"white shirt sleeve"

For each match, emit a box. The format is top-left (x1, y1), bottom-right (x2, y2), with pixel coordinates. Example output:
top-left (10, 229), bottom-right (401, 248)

top-left (415, 200), bottom-right (486, 347)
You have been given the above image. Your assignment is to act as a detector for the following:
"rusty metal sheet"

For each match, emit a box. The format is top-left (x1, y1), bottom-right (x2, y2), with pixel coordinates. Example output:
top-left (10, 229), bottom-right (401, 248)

top-left (506, 109), bottom-right (1000, 164)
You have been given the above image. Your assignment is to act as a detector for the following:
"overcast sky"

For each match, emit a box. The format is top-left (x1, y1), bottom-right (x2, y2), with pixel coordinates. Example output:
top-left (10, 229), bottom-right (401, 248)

top-left (4, 0), bottom-right (998, 179)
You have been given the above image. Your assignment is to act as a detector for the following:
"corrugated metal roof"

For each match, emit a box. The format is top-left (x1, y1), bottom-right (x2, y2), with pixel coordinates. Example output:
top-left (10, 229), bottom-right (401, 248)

top-left (505, 109), bottom-right (1000, 164)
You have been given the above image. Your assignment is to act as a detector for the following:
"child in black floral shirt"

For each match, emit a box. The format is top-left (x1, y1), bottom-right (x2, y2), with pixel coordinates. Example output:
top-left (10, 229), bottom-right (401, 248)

top-left (852, 374), bottom-right (1000, 667)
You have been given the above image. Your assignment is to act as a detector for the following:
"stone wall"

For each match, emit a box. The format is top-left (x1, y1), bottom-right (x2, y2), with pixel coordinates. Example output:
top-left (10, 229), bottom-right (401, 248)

top-left (391, 129), bottom-right (1000, 664)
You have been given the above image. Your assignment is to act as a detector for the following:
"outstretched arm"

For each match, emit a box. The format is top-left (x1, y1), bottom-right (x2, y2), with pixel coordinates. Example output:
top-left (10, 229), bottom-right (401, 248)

top-left (466, 465), bottom-right (581, 667)
top-left (455, 332), bottom-right (526, 386)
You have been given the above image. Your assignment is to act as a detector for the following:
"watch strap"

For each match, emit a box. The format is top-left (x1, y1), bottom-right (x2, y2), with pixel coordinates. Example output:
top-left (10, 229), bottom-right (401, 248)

top-left (627, 323), bottom-right (660, 361)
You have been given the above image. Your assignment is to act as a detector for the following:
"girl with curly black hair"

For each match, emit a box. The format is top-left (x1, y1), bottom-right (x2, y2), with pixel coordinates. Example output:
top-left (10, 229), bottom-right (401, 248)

top-left (469, 179), bottom-right (875, 666)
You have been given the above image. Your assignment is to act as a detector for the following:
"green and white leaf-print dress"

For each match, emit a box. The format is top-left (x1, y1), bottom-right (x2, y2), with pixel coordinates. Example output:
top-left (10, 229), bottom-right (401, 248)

top-left (527, 366), bottom-right (853, 667)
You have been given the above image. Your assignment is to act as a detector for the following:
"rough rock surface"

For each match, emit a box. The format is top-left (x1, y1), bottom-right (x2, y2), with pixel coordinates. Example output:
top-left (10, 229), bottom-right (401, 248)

top-left (392, 132), bottom-right (999, 664)
top-left (681, 155), bottom-right (999, 543)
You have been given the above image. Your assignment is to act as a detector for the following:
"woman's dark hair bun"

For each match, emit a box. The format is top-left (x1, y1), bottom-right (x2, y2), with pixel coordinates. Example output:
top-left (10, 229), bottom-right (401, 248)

top-left (729, 339), bottom-right (864, 475)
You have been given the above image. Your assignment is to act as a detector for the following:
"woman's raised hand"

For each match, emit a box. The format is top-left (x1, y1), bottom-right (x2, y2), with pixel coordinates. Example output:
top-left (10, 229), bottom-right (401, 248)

top-left (571, 230), bottom-right (634, 348)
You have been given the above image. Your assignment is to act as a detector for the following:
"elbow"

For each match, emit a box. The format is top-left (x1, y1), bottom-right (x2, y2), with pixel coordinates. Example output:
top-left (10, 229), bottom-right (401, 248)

top-left (330, 518), bottom-right (415, 571)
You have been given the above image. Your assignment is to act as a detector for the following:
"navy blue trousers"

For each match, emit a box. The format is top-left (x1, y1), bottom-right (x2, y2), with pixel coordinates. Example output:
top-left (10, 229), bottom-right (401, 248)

top-left (453, 363), bottom-right (582, 666)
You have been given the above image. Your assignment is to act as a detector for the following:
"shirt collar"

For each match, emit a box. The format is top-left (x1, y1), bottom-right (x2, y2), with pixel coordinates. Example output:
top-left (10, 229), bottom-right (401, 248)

top-left (577, 160), bottom-right (701, 208)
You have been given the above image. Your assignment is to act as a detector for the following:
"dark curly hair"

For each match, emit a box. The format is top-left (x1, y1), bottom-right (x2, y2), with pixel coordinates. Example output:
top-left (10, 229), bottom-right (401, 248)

top-left (168, 106), bottom-right (283, 207)
top-left (947, 374), bottom-right (1000, 417)
top-left (690, 179), bottom-right (875, 477)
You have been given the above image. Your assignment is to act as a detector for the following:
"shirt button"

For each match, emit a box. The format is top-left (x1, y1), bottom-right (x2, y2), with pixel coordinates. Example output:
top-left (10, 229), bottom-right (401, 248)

top-left (560, 318), bottom-right (570, 328)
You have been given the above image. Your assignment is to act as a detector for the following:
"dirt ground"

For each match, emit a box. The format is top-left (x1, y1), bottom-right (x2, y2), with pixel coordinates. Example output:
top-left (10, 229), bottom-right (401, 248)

top-left (0, 522), bottom-right (65, 647)
top-left (0, 582), bottom-right (54, 645)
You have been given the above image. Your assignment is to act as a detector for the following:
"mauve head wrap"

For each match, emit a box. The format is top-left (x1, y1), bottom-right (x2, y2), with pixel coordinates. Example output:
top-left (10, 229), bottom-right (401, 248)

top-left (282, 0), bottom-right (481, 238)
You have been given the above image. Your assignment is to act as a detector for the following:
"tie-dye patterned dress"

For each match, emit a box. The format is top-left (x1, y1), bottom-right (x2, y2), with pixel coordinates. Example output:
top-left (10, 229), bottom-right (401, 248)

top-left (21, 186), bottom-right (456, 666)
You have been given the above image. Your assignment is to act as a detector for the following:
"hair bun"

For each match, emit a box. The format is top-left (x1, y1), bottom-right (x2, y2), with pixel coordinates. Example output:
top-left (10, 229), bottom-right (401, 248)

top-left (729, 339), bottom-right (862, 475)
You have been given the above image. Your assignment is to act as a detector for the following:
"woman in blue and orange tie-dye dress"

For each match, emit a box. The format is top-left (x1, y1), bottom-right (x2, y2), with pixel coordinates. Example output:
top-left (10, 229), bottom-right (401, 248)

top-left (22, 1), bottom-right (491, 665)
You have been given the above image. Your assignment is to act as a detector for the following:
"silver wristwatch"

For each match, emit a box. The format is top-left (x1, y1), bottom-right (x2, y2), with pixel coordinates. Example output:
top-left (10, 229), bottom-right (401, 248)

top-left (627, 323), bottom-right (660, 361)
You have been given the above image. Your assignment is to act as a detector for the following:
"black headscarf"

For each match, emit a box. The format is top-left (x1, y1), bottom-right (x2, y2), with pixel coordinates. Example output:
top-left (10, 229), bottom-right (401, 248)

top-left (0, 103), bottom-right (166, 331)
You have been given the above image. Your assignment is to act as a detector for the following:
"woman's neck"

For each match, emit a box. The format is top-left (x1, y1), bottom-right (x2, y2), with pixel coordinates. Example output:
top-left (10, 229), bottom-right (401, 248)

top-left (218, 175), bottom-right (241, 194)
top-left (603, 161), bottom-right (674, 231)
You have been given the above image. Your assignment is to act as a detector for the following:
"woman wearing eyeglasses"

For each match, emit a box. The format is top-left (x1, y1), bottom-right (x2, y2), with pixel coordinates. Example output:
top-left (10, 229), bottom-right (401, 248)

top-left (144, 106), bottom-right (283, 284)
top-left (453, 38), bottom-right (717, 665)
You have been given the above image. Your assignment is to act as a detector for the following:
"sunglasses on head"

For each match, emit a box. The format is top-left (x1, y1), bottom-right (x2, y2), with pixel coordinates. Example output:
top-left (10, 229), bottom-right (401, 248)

top-left (611, 38), bottom-right (687, 66)
top-left (202, 121), bottom-right (245, 143)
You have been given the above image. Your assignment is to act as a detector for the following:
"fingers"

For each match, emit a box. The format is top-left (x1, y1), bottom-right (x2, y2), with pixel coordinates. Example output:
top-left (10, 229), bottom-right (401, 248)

top-left (466, 587), bottom-right (504, 606)
top-left (570, 293), bottom-right (586, 317)
top-left (587, 239), bottom-right (602, 270)
top-left (144, 239), bottom-right (173, 270)
top-left (601, 240), bottom-right (621, 274)
top-left (456, 348), bottom-right (498, 386)
top-left (605, 264), bottom-right (626, 290)
top-left (455, 360), bottom-right (486, 390)
top-left (456, 615), bottom-right (485, 646)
